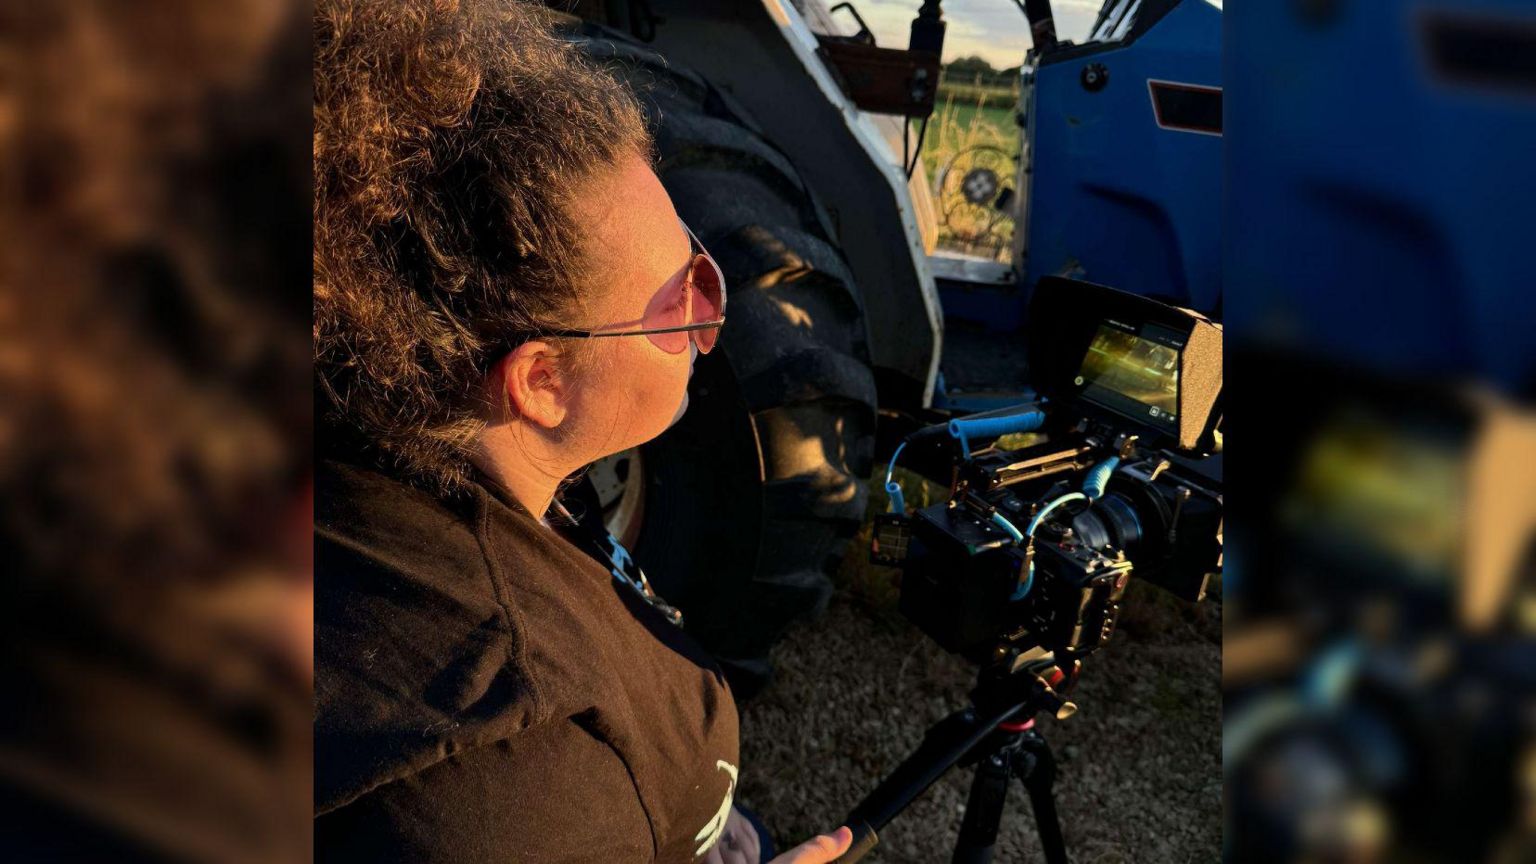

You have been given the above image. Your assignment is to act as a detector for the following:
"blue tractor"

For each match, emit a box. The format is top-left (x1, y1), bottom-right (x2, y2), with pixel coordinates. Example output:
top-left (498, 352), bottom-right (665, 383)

top-left (934, 0), bottom-right (1222, 407)
top-left (1221, 3), bottom-right (1536, 861)
top-left (1015, 0), bottom-right (1222, 317)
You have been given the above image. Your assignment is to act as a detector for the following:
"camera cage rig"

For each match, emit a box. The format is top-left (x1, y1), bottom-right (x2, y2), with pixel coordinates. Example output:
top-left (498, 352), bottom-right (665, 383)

top-left (833, 278), bottom-right (1222, 862)
top-left (876, 277), bottom-right (1222, 659)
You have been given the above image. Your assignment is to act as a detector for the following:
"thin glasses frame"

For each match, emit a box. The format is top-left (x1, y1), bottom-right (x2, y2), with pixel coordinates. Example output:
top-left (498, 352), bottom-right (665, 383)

top-left (532, 220), bottom-right (726, 353)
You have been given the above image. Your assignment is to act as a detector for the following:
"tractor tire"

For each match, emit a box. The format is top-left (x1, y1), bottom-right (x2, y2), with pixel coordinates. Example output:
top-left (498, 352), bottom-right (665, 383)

top-left (570, 25), bottom-right (877, 698)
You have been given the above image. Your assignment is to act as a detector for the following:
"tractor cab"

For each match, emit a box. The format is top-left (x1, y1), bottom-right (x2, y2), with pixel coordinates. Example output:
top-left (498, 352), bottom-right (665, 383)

top-left (917, 0), bottom-right (1223, 314)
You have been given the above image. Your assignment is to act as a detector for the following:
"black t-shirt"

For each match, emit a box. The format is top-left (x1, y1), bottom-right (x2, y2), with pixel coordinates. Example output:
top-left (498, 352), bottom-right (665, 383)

top-left (315, 460), bottom-right (739, 863)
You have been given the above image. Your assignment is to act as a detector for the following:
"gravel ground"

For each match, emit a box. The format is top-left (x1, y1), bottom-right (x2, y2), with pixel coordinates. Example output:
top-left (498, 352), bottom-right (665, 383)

top-left (736, 580), bottom-right (1222, 863)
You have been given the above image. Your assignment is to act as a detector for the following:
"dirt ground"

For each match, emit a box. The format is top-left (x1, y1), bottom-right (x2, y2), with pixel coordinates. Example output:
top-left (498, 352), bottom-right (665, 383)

top-left (735, 560), bottom-right (1222, 863)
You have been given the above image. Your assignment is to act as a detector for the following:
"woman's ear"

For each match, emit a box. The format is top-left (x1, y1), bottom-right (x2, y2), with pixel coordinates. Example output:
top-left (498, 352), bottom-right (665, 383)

top-left (495, 341), bottom-right (570, 429)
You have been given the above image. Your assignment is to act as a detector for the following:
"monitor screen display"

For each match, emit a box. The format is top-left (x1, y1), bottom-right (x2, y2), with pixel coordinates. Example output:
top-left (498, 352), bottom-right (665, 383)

top-left (1075, 320), bottom-right (1182, 428)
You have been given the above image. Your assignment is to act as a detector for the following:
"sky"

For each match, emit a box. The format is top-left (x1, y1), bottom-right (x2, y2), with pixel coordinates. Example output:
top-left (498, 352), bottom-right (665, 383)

top-left (845, 0), bottom-right (1110, 69)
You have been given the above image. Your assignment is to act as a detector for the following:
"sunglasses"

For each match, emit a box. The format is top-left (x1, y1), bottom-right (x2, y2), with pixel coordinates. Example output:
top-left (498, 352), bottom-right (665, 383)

top-left (533, 219), bottom-right (727, 355)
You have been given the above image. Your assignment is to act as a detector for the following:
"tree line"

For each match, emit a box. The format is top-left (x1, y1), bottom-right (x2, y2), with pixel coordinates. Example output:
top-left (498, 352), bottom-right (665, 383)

top-left (941, 55), bottom-right (1022, 90)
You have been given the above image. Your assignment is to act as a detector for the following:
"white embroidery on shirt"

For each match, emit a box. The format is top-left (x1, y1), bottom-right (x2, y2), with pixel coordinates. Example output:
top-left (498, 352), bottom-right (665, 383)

top-left (693, 760), bottom-right (739, 857)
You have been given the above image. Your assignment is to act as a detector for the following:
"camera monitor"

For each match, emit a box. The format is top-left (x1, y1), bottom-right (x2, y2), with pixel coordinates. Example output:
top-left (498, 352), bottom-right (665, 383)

top-left (1027, 277), bottom-right (1221, 452)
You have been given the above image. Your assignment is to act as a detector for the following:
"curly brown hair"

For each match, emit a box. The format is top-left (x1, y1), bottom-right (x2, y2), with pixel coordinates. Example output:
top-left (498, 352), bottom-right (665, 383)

top-left (1, 0), bottom-right (312, 590)
top-left (313, 0), bottom-right (653, 492)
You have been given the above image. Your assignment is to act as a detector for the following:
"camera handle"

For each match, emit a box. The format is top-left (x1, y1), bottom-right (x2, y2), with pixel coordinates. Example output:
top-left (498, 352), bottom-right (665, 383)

top-left (833, 666), bottom-right (1075, 863)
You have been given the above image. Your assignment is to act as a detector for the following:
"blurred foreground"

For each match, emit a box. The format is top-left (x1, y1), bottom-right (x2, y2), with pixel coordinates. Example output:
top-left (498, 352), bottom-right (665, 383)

top-left (1223, 2), bottom-right (1536, 861)
top-left (0, 0), bottom-right (313, 859)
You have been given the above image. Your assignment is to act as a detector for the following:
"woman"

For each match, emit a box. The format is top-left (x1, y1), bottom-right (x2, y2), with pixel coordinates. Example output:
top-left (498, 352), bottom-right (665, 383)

top-left (313, 1), bottom-right (852, 861)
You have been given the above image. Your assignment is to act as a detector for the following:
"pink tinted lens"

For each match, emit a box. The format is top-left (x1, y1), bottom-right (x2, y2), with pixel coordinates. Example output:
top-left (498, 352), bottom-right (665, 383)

top-left (690, 253), bottom-right (725, 354)
top-left (639, 270), bottom-right (693, 355)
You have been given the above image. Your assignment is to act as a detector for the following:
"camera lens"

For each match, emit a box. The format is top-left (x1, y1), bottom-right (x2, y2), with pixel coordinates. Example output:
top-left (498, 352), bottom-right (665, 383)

top-left (1072, 493), bottom-right (1144, 554)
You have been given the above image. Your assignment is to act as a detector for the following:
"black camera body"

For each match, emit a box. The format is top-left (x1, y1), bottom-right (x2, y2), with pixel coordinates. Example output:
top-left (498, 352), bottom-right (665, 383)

top-left (893, 500), bottom-right (1134, 662)
top-left (874, 278), bottom-right (1223, 664)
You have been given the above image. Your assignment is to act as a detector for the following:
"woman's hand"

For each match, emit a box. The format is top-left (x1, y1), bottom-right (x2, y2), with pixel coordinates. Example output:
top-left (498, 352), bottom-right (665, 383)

top-left (701, 808), bottom-right (853, 864)
top-left (702, 806), bottom-right (762, 864)
top-left (768, 826), bottom-right (853, 863)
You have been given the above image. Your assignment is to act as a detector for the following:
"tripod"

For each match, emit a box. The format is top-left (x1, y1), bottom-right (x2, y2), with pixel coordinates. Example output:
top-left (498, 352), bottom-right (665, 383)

top-left (834, 660), bottom-right (1079, 863)
top-left (950, 726), bottom-right (1066, 864)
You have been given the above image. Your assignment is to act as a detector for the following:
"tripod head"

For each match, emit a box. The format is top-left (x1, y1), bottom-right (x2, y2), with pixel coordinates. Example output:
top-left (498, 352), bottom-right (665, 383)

top-left (971, 648), bottom-right (1081, 724)
top-left (834, 651), bottom-right (1083, 863)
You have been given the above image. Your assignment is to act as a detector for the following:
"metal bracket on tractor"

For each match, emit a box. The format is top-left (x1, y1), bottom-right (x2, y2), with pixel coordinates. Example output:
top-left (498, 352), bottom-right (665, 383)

top-left (814, 0), bottom-right (947, 118)
top-left (815, 39), bottom-right (941, 118)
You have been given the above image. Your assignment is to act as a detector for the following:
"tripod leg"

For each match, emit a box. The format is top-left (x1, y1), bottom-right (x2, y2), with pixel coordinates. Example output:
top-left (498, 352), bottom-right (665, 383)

top-left (952, 751), bottom-right (1011, 864)
top-left (1016, 732), bottom-right (1069, 864)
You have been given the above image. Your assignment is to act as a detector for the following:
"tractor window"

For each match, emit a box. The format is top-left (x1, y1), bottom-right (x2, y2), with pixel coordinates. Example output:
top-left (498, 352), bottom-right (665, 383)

top-left (1089, 0), bottom-right (1143, 43)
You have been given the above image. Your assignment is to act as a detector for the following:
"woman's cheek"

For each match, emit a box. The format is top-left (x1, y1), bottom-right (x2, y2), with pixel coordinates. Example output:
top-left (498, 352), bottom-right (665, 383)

top-left (599, 341), bottom-right (694, 445)
top-left (649, 339), bottom-right (690, 433)
top-left (633, 343), bottom-right (691, 440)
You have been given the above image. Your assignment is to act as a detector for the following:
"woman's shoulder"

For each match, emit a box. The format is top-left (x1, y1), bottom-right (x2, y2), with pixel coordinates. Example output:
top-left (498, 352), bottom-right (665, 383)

top-left (315, 460), bottom-right (512, 646)
top-left (314, 459), bottom-right (551, 814)
top-left (315, 459), bottom-right (478, 561)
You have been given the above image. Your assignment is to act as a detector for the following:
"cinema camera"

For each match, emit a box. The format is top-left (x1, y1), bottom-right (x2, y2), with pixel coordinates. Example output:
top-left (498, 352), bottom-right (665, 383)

top-left (833, 278), bottom-right (1222, 863)
top-left (874, 277), bottom-right (1222, 665)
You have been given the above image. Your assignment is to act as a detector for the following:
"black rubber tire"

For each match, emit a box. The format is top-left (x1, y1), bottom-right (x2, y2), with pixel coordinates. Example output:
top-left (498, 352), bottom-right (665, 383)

top-left (573, 25), bottom-right (877, 697)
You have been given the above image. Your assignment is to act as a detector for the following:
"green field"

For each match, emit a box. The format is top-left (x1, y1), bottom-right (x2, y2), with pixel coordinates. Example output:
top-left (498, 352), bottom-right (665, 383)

top-left (919, 85), bottom-right (1021, 176)
top-left (919, 84), bottom-right (1024, 260)
top-left (932, 80), bottom-right (1017, 103)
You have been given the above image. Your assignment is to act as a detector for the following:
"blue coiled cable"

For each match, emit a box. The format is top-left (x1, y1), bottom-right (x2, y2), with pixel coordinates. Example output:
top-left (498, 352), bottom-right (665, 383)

top-left (884, 441), bottom-right (908, 513)
top-left (1082, 455), bottom-right (1120, 501)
